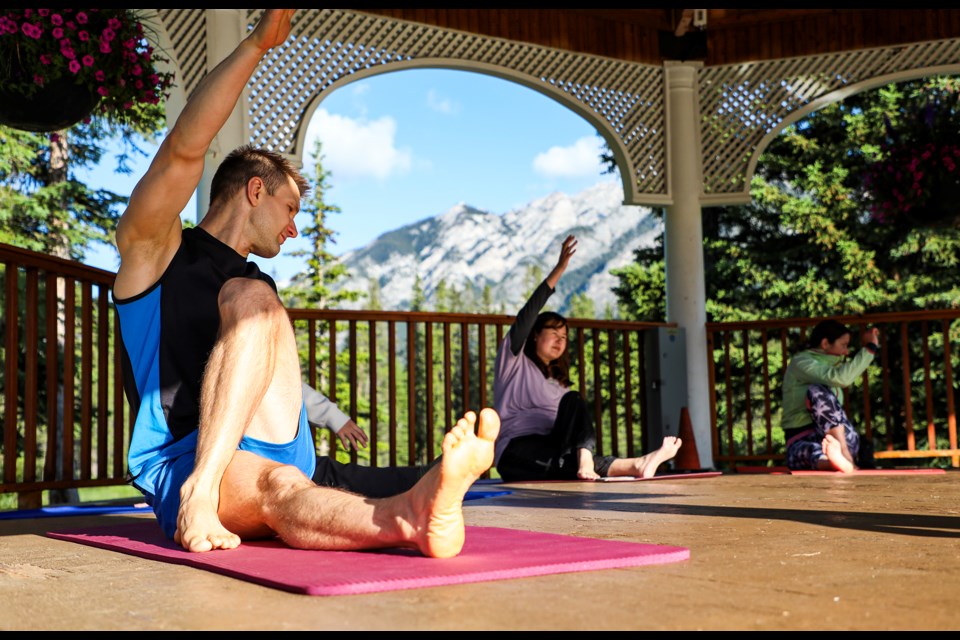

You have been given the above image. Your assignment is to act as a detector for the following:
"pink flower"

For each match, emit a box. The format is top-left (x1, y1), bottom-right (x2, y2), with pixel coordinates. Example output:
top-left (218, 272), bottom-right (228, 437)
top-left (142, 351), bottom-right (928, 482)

top-left (97, 86), bottom-right (109, 96)
top-left (68, 59), bottom-right (81, 73)
top-left (82, 54), bottom-right (94, 67)
top-left (38, 9), bottom-right (50, 17)
top-left (107, 18), bottom-right (121, 30)
top-left (39, 54), bottom-right (52, 65)
top-left (76, 12), bottom-right (88, 25)
top-left (101, 27), bottom-right (115, 41)
top-left (51, 13), bottom-right (62, 26)
top-left (21, 22), bottom-right (42, 39)
top-left (78, 30), bottom-right (89, 42)
top-left (95, 70), bottom-right (105, 82)
top-left (32, 73), bottom-right (44, 85)
top-left (99, 41), bottom-right (111, 54)
top-left (52, 27), bottom-right (63, 39)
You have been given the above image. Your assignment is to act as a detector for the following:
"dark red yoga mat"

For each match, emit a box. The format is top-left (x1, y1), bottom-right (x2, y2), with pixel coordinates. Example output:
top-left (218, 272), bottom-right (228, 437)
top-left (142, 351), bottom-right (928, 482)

top-left (47, 521), bottom-right (689, 596)
top-left (735, 466), bottom-right (945, 475)
top-left (504, 471), bottom-right (722, 484)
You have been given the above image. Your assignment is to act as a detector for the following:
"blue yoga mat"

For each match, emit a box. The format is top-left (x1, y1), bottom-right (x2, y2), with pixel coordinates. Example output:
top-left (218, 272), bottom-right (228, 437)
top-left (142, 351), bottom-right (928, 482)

top-left (0, 489), bottom-right (512, 521)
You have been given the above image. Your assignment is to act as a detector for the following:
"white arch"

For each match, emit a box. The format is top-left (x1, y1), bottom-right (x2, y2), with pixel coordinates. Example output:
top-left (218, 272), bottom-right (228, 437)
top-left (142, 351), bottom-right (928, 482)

top-left (292, 58), bottom-right (645, 206)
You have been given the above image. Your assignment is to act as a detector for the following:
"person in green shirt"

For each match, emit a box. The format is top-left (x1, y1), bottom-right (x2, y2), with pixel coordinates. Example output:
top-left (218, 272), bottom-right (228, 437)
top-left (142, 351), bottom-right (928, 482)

top-left (781, 319), bottom-right (880, 472)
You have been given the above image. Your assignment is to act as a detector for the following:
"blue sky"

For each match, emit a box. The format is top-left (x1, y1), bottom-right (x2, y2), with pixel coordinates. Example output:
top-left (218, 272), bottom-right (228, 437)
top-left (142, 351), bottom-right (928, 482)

top-left (80, 68), bottom-right (615, 283)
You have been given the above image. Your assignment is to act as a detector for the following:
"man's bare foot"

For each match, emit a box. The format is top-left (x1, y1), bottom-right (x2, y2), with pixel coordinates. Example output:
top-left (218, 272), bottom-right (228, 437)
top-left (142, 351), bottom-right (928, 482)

top-left (822, 434), bottom-right (855, 473)
top-left (175, 486), bottom-right (241, 553)
top-left (637, 436), bottom-right (683, 478)
top-left (409, 408), bottom-right (499, 559)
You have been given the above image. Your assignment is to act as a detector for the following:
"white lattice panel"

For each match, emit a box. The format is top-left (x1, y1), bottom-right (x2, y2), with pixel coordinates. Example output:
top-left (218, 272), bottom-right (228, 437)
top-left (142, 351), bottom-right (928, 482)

top-left (700, 39), bottom-right (960, 200)
top-left (156, 9), bottom-right (207, 100)
top-left (156, 9), bottom-right (667, 198)
top-left (153, 10), bottom-right (960, 205)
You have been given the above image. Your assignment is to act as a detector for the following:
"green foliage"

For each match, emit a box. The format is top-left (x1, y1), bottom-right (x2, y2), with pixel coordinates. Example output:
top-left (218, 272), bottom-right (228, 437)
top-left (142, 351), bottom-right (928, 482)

top-left (0, 117), bottom-right (163, 260)
top-left (410, 273), bottom-right (426, 311)
top-left (612, 76), bottom-right (960, 323)
top-left (568, 291), bottom-right (595, 319)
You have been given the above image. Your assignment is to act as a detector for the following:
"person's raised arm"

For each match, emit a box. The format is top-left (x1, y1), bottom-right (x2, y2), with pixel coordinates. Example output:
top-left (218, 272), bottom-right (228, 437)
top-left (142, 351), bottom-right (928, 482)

top-left (114, 9), bottom-right (295, 298)
top-left (507, 235), bottom-right (577, 355)
top-left (545, 234), bottom-right (576, 289)
top-left (795, 327), bottom-right (881, 388)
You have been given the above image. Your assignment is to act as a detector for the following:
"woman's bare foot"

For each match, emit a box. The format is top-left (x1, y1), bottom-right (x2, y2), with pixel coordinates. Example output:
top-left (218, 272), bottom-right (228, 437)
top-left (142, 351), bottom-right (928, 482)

top-left (822, 434), bottom-right (855, 473)
top-left (408, 408), bottom-right (499, 558)
top-left (637, 436), bottom-right (683, 478)
top-left (578, 448), bottom-right (600, 480)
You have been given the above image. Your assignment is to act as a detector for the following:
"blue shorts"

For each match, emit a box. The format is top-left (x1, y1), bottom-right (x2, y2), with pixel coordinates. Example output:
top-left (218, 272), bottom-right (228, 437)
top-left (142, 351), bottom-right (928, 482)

top-left (137, 407), bottom-right (316, 540)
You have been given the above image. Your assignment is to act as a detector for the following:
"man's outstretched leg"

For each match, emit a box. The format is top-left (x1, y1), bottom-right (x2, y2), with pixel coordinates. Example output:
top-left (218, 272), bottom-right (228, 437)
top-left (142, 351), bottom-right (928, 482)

top-left (217, 408), bottom-right (500, 558)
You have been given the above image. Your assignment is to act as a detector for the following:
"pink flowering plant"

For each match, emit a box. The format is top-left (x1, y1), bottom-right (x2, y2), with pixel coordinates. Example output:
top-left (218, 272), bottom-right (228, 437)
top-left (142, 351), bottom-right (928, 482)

top-left (862, 82), bottom-right (960, 229)
top-left (0, 8), bottom-right (174, 127)
top-left (863, 141), bottom-right (960, 226)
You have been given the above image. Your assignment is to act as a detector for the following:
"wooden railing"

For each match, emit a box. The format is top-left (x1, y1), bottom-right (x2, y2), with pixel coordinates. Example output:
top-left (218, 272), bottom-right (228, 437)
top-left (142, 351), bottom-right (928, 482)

top-left (0, 244), bottom-right (124, 509)
top-left (707, 312), bottom-right (960, 469)
top-left (286, 309), bottom-right (671, 470)
top-left (0, 243), bottom-right (671, 508)
top-left (5, 242), bottom-right (957, 510)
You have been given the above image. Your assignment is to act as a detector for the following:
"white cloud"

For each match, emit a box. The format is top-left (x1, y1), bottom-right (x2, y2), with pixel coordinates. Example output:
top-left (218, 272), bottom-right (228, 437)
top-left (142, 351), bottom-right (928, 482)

top-left (305, 109), bottom-right (413, 181)
top-left (426, 89), bottom-right (458, 114)
top-left (532, 135), bottom-right (604, 178)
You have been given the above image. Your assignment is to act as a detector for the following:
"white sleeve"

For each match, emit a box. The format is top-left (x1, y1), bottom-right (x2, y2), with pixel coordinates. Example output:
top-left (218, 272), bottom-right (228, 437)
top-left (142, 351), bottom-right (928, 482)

top-left (301, 382), bottom-right (351, 433)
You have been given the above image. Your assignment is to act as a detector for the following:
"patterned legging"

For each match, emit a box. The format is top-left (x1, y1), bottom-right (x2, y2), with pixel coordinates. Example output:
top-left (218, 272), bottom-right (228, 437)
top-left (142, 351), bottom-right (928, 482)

top-left (785, 383), bottom-right (860, 470)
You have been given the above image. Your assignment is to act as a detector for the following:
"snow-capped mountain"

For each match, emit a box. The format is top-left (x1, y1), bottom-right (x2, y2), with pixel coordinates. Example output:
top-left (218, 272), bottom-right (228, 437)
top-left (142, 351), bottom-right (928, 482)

top-left (332, 180), bottom-right (661, 317)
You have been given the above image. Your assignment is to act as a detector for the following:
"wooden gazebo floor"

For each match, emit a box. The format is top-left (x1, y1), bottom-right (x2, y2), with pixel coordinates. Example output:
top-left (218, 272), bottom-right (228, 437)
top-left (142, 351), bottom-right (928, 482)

top-left (2, 471), bottom-right (958, 631)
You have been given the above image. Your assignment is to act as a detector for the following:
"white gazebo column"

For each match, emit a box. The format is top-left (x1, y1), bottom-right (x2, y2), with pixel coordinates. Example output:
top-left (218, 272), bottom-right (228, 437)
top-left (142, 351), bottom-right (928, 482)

top-left (195, 9), bottom-right (248, 222)
top-left (663, 60), bottom-right (714, 469)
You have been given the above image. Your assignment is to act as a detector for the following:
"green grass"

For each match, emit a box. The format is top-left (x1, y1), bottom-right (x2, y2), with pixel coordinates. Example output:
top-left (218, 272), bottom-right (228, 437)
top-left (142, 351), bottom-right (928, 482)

top-left (0, 484), bottom-right (143, 512)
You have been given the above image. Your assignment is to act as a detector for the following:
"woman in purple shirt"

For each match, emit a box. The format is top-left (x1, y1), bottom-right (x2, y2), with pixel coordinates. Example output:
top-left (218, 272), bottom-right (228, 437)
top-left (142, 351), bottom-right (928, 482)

top-left (493, 235), bottom-right (682, 482)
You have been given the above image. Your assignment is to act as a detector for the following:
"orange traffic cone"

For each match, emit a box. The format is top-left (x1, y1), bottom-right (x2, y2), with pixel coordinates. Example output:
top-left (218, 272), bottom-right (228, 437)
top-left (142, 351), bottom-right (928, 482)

top-left (673, 407), bottom-right (701, 471)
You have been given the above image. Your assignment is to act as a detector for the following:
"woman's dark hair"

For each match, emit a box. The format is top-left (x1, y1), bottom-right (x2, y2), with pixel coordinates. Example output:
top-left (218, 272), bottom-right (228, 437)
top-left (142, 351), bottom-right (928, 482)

top-left (209, 144), bottom-right (311, 208)
top-left (808, 319), bottom-right (850, 349)
top-left (523, 311), bottom-right (572, 387)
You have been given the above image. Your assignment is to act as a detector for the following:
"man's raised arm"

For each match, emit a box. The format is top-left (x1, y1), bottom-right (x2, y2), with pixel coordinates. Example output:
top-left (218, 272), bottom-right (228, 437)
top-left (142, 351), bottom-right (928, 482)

top-left (114, 9), bottom-right (295, 298)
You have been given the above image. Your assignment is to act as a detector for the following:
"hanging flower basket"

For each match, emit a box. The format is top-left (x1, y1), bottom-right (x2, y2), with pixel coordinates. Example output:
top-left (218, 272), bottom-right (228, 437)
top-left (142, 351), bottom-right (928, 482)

top-left (0, 63), bottom-right (101, 132)
top-left (0, 8), bottom-right (174, 133)
top-left (863, 141), bottom-right (960, 229)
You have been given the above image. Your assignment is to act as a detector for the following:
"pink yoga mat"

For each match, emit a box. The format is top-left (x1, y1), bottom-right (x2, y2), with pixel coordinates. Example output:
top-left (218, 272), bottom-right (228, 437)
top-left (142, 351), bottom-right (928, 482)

top-left (47, 521), bottom-right (689, 596)
top-left (791, 468), bottom-right (946, 475)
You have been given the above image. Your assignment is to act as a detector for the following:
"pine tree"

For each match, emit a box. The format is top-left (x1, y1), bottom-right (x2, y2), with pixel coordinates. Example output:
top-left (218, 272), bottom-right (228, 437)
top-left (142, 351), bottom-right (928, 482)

top-left (281, 139), bottom-right (359, 309)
